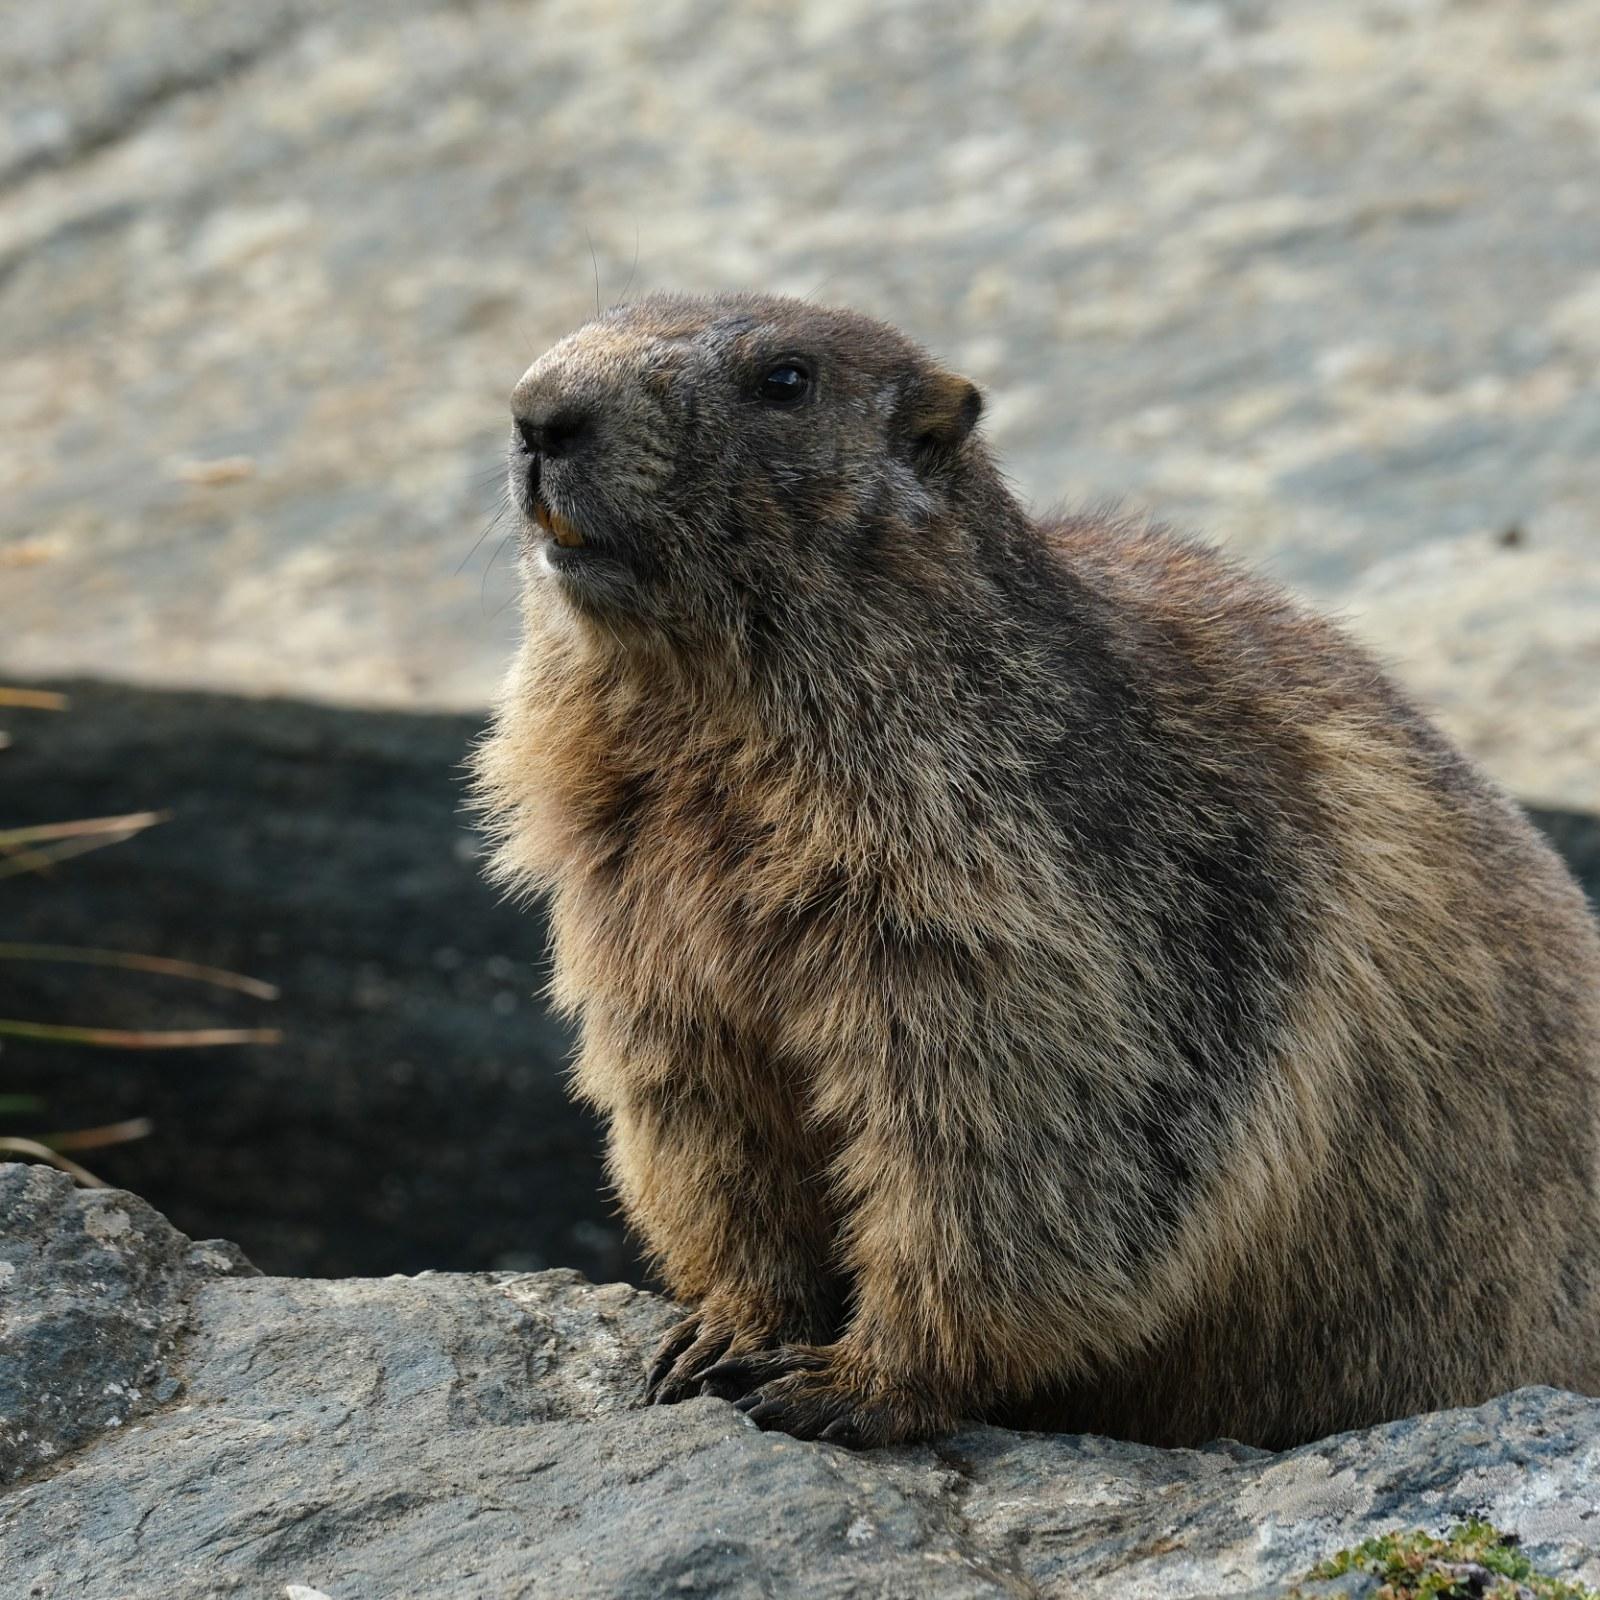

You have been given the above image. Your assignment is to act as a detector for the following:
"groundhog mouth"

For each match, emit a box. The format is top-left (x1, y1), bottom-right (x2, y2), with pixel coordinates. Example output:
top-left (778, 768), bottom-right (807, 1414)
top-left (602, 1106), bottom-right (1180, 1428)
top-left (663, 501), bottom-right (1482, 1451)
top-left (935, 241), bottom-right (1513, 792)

top-left (525, 472), bottom-right (647, 594)
top-left (532, 497), bottom-right (586, 549)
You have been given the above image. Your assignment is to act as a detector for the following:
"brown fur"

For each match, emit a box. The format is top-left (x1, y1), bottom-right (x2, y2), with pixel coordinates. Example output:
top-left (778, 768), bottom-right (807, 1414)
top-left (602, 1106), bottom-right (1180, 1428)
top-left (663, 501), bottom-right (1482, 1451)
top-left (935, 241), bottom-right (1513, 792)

top-left (474, 292), bottom-right (1600, 1449)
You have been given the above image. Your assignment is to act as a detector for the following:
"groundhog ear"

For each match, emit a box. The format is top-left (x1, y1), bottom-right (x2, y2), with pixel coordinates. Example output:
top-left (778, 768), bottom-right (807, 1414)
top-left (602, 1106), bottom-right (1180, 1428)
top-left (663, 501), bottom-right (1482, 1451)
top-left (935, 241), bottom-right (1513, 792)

top-left (899, 372), bottom-right (983, 471)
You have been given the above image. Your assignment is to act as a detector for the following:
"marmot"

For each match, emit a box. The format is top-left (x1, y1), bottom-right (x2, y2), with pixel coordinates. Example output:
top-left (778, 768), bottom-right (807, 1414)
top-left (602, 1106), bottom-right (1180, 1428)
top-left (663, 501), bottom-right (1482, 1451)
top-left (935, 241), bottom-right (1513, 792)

top-left (473, 291), bottom-right (1600, 1450)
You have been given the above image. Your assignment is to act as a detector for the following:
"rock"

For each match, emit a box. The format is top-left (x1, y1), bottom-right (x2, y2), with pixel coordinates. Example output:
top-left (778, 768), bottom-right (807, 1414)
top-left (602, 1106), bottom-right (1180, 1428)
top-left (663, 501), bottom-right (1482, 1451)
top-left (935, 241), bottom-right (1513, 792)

top-left (0, 1164), bottom-right (256, 1485)
top-left (1341, 533), bottom-right (1600, 813)
top-left (2, 1168), bottom-right (1597, 1598)
top-left (1, 1), bottom-right (1597, 809)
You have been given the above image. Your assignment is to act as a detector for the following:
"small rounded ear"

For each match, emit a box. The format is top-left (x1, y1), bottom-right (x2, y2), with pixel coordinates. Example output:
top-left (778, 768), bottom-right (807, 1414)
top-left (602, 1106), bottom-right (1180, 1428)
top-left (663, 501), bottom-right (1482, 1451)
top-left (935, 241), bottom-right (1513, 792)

top-left (898, 371), bottom-right (983, 472)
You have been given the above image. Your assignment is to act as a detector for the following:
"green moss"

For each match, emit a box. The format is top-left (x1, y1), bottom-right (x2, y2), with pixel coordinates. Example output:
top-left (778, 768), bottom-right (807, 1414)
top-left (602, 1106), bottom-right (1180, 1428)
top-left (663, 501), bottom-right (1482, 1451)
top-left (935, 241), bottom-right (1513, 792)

top-left (1296, 1519), bottom-right (1598, 1599)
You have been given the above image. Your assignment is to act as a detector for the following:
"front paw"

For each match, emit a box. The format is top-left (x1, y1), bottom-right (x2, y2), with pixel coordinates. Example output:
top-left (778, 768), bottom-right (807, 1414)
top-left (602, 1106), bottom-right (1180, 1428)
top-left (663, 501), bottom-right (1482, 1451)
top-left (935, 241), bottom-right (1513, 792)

top-left (644, 1295), bottom-right (786, 1406)
top-left (701, 1344), bottom-right (945, 1448)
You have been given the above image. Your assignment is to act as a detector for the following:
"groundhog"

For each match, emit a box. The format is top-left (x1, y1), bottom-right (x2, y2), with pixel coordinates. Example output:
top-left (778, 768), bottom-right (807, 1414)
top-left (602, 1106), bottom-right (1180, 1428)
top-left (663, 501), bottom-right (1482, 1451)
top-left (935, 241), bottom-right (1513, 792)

top-left (473, 291), bottom-right (1600, 1450)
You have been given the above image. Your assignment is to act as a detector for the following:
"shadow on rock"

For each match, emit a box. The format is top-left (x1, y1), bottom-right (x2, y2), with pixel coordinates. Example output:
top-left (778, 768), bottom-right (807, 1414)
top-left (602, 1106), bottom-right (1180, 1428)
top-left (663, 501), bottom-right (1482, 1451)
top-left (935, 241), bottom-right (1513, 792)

top-left (1, 679), bottom-right (640, 1284)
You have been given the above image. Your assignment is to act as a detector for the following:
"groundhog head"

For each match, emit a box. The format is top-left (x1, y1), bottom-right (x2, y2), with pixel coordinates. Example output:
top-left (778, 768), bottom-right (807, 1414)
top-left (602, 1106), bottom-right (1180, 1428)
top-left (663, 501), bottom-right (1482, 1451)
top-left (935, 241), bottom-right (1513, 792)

top-left (507, 292), bottom-right (990, 646)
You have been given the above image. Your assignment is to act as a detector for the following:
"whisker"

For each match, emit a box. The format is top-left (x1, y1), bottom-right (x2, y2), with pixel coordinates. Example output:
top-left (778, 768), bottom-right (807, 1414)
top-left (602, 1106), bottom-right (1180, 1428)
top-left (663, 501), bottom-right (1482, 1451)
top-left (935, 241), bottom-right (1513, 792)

top-left (481, 527), bottom-right (519, 612)
top-left (456, 489), bottom-right (511, 577)
top-left (586, 228), bottom-right (601, 317)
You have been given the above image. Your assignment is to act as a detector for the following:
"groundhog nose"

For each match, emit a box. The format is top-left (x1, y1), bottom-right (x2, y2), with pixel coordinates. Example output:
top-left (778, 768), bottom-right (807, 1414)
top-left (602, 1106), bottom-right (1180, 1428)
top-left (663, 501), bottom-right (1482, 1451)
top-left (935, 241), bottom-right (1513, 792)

top-left (515, 405), bottom-right (594, 460)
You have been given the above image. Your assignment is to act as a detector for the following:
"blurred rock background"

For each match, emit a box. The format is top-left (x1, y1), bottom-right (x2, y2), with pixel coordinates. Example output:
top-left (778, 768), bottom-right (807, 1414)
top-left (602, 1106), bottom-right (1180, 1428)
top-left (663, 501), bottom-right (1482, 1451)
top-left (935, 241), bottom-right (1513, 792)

top-left (2, 0), bottom-right (1596, 804)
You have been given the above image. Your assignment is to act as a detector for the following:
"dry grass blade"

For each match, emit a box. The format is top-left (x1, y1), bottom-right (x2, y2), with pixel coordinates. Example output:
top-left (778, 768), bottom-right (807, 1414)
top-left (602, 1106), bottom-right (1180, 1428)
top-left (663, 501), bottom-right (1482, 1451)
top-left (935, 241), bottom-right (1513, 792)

top-left (0, 835), bottom-right (142, 878)
top-left (0, 832), bottom-right (152, 879)
top-left (42, 1116), bottom-right (154, 1152)
top-left (0, 1137), bottom-right (108, 1187)
top-left (0, 1020), bottom-right (282, 1048)
top-left (0, 811), bottom-right (168, 849)
top-left (0, 810), bottom-right (169, 880)
top-left (0, 688), bottom-right (69, 711)
top-left (0, 943), bottom-right (280, 1000)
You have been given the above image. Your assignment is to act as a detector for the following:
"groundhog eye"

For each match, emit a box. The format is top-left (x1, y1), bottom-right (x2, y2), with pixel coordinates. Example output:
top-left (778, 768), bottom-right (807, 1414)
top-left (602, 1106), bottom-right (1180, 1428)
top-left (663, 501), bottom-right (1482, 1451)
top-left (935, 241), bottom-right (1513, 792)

top-left (758, 363), bottom-right (810, 405)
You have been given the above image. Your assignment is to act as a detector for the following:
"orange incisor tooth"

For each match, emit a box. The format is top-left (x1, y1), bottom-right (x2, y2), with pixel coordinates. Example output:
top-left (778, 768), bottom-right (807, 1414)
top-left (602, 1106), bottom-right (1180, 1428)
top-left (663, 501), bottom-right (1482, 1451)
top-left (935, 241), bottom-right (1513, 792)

top-left (534, 501), bottom-right (585, 547)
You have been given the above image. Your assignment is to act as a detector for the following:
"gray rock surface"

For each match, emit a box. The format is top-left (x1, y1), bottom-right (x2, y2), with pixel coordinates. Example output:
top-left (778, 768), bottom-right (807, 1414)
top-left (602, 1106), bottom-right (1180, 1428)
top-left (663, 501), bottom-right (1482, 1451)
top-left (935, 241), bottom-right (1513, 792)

top-left (0, 0), bottom-right (1596, 807)
top-left (0, 1163), bottom-right (255, 1486)
top-left (3, 1166), bottom-right (1597, 1599)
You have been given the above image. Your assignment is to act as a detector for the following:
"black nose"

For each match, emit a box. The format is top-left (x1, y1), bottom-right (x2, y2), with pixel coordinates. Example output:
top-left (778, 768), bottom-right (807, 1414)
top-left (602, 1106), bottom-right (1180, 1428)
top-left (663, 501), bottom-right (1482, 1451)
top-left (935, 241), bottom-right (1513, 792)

top-left (515, 406), bottom-right (593, 459)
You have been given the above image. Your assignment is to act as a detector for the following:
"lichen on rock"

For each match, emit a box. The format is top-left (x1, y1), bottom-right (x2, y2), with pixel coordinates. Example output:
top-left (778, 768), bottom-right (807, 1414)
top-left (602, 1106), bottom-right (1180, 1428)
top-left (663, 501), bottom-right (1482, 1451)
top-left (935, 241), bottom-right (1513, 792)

top-left (1295, 1519), bottom-right (1600, 1600)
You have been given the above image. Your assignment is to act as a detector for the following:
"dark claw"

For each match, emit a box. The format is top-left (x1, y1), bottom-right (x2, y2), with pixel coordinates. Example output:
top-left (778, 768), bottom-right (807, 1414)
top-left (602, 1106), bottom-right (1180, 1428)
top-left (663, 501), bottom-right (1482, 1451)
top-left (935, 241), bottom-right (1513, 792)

top-left (645, 1317), bottom-right (708, 1404)
top-left (656, 1333), bottom-right (740, 1406)
top-left (732, 1392), bottom-right (764, 1414)
top-left (818, 1418), bottom-right (861, 1447)
top-left (700, 1354), bottom-right (770, 1397)
top-left (702, 1345), bottom-right (821, 1396)
top-left (645, 1356), bottom-right (687, 1403)
top-left (653, 1367), bottom-right (708, 1406)
top-left (744, 1398), bottom-right (791, 1429)
top-left (699, 1367), bottom-right (756, 1402)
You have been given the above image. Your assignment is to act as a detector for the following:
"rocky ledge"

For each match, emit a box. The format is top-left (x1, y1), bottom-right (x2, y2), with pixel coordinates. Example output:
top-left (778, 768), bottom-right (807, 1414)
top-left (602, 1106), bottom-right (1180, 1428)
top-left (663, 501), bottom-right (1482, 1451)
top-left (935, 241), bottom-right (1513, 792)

top-left (3, 1165), bottom-right (1598, 1599)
